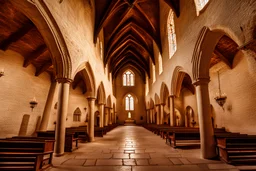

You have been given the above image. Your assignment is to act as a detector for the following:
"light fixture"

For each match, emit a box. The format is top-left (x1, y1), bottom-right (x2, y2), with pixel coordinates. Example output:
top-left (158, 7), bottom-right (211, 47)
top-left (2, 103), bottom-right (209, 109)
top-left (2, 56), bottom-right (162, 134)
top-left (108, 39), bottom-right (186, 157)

top-left (0, 68), bottom-right (4, 77)
top-left (214, 71), bottom-right (227, 110)
top-left (30, 97), bottom-right (38, 111)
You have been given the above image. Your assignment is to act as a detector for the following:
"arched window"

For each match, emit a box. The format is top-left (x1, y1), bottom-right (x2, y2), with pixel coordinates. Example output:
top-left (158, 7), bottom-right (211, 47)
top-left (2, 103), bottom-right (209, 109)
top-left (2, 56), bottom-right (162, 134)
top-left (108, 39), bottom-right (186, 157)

top-left (194, 0), bottom-right (209, 15)
top-left (125, 94), bottom-right (134, 111)
top-left (123, 70), bottom-right (135, 86)
top-left (167, 11), bottom-right (177, 58)
top-left (73, 107), bottom-right (81, 122)
top-left (158, 52), bottom-right (163, 74)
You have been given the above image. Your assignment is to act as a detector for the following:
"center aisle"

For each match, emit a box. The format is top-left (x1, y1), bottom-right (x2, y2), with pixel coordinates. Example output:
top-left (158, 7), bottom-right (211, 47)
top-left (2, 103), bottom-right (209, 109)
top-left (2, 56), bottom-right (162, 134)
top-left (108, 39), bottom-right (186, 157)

top-left (48, 126), bottom-right (238, 171)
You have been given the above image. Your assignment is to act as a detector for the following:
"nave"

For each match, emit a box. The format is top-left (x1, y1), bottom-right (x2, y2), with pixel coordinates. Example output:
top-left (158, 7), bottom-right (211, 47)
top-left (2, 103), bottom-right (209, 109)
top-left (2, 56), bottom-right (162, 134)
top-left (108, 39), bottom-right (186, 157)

top-left (47, 126), bottom-right (245, 171)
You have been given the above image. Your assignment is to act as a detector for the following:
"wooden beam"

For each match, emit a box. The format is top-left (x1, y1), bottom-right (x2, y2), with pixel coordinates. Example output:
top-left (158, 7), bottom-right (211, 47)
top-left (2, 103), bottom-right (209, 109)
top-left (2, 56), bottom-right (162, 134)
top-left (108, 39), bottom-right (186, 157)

top-left (35, 60), bottom-right (52, 76)
top-left (23, 45), bottom-right (47, 67)
top-left (94, 0), bottom-right (121, 43)
top-left (213, 49), bottom-right (232, 68)
top-left (0, 22), bottom-right (34, 51)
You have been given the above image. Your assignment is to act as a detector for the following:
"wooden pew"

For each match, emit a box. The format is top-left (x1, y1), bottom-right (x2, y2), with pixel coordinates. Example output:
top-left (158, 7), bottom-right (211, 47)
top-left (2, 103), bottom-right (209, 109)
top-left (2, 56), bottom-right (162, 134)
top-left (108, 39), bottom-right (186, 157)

top-left (166, 127), bottom-right (227, 148)
top-left (36, 131), bottom-right (78, 152)
top-left (216, 134), bottom-right (256, 165)
top-left (0, 139), bottom-right (54, 171)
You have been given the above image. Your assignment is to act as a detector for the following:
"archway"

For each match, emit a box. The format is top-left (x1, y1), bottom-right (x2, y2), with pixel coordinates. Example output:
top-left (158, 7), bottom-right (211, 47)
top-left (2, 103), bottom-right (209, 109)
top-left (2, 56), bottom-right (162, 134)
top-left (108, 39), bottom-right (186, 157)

top-left (192, 26), bottom-right (240, 159)
top-left (185, 106), bottom-right (195, 127)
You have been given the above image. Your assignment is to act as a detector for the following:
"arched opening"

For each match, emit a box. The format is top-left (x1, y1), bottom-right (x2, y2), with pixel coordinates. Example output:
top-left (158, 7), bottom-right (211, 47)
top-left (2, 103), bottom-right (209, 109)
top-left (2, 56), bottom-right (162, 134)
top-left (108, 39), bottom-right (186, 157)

top-left (185, 106), bottom-right (196, 127)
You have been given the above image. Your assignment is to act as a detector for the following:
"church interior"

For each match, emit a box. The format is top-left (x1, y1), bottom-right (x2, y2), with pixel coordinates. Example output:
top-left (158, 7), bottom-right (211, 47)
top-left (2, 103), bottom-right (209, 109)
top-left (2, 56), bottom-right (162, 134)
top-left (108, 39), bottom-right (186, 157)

top-left (0, 0), bottom-right (256, 170)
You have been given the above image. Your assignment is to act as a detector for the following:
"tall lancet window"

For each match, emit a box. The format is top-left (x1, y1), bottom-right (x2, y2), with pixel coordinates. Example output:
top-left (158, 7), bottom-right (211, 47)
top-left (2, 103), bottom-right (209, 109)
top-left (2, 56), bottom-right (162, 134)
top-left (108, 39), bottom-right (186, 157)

top-left (167, 11), bottom-right (177, 58)
top-left (123, 70), bottom-right (135, 86)
top-left (125, 94), bottom-right (134, 111)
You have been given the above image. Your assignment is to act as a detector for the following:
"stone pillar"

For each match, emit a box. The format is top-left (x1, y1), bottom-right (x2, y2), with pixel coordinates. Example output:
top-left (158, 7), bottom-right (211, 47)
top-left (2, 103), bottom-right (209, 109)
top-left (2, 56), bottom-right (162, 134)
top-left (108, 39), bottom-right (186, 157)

top-left (39, 81), bottom-right (57, 131)
top-left (150, 108), bottom-right (153, 123)
top-left (169, 95), bottom-right (175, 126)
top-left (99, 104), bottom-right (104, 127)
top-left (55, 79), bottom-right (71, 156)
top-left (104, 107), bottom-right (109, 126)
top-left (108, 108), bottom-right (112, 125)
top-left (155, 105), bottom-right (160, 125)
top-left (159, 104), bottom-right (164, 125)
top-left (146, 109), bottom-right (149, 123)
top-left (87, 97), bottom-right (96, 142)
top-left (194, 78), bottom-right (216, 159)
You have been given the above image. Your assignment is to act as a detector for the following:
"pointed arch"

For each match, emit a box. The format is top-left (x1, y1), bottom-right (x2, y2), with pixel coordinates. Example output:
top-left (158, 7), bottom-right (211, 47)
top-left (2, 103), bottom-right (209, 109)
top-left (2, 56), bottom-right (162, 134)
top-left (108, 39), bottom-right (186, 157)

top-left (154, 93), bottom-right (160, 105)
top-left (97, 82), bottom-right (106, 105)
top-left (192, 27), bottom-right (224, 81)
top-left (150, 98), bottom-right (154, 109)
top-left (106, 95), bottom-right (112, 108)
top-left (171, 66), bottom-right (195, 97)
top-left (171, 66), bottom-right (186, 97)
top-left (73, 62), bottom-right (96, 97)
top-left (160, 82), bottom-right (169, 104)
top-left (10, 0), bottom-right (72, 80)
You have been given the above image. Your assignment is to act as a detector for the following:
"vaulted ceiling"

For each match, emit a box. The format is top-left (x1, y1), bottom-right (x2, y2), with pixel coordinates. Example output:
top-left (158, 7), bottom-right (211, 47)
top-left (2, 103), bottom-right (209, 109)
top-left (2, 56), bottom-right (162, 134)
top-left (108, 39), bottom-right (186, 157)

top-left (94, 0), bottom-right (180, 80)
top-left (0, 0), bottom-right (54, 78)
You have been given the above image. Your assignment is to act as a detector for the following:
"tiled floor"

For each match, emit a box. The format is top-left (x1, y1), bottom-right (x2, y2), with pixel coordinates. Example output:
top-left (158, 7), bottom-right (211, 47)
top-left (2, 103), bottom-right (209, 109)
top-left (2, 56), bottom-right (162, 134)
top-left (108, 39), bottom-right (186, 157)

top-left (46, 126), bottom-right (250, 171)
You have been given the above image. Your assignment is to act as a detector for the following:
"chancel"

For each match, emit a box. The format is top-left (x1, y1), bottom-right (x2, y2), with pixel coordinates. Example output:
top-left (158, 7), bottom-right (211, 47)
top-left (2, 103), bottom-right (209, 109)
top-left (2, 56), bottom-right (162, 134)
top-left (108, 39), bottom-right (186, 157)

top-left (0, 0), bottom-right (256, 170)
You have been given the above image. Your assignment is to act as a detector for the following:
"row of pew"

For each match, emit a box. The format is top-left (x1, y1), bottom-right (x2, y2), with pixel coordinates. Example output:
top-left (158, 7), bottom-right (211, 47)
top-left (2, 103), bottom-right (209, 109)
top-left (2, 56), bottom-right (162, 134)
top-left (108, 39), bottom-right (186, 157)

top-left (143, 124), bottom-right (256, 165)
top-left (0, 123), bottom-right (119, 171)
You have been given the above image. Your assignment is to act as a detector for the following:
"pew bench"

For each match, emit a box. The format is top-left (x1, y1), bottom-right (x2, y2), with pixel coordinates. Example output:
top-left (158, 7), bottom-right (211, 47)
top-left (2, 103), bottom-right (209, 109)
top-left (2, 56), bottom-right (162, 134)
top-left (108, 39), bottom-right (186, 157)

top-left (36, 131), bottom-right (78, 152)
top-left (0, 140), bottom-right (54, 171)
top-left (216, 135), bottom-right (256, 165)
top-left (167, 131), bottom-right (200, 148)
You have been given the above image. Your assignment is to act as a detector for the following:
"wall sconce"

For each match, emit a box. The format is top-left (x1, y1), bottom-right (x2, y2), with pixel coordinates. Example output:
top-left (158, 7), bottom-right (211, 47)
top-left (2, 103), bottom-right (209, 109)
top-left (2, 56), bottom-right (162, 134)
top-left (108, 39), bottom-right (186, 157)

top-left (29, 97), bottom-right (38, 111)
top-left (0, 68), bottom-right (4, 77)
top-left (214, 71), bottom-right (227, 110)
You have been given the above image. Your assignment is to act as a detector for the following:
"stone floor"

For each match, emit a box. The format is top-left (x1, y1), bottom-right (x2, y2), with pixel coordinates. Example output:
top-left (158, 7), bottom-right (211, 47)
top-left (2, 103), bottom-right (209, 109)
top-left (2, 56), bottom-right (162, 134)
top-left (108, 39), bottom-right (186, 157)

top-left (46, 126), bottom-right (255, 171)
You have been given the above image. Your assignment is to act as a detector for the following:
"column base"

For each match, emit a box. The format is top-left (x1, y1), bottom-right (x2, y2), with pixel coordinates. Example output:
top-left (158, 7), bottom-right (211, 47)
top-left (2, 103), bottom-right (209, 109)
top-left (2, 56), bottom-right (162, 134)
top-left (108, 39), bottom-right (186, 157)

top-left (54, 152), bottom-right (65, 157)
top-left (89, 137), bottom-right (95, 142)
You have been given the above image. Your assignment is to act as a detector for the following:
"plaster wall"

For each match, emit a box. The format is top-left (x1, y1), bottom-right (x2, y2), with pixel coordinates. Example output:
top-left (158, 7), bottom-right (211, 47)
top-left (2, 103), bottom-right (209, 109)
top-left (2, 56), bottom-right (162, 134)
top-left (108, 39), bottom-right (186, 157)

top-left (44, 0), bottom-right (114, 101)
top-left (115, 68), bottom-right (146, 124)
top-left (0, 50), bottom-right (51, 137)
top-left (147, 0), bottom-right (256, 102)
top-left (209, 52), bottom-right (256, 134)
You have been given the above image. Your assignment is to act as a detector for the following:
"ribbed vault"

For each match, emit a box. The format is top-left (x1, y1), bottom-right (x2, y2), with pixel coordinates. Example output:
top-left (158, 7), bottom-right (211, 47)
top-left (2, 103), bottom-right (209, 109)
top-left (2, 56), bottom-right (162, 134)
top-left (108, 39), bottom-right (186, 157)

top-left (94, 0), bottom-right (180, 79)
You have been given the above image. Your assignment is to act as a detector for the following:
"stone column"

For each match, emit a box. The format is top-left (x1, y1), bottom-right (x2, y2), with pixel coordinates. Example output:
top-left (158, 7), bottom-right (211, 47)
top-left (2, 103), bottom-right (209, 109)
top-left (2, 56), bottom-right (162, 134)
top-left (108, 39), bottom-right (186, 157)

top-left (87, 97), bottom-right (96, 142)
top-left (55, 79), bottom-right (71, 156)
top-left (114, 112), bottom-right (117, 123)
top-left (149, 108), bottom-right (153, 123)
top-left (108, 108), bottom-right (112, 125)
top-left (99, 103), bottom-right (104, 127)
top-left (146, 109), bottom-right (149, 123)
top-left (104, 107), bottom-right (109, 126)
top-left (169, 95), bottom-right (175, 126)
top-left (159, 104), bottom-right (164, 125)
top-left (194, 78), bottom-right (216, 159)
top-left (39, 81), bottom-right (57, 131)
top-left (155, 105), bottom-right (160, 125)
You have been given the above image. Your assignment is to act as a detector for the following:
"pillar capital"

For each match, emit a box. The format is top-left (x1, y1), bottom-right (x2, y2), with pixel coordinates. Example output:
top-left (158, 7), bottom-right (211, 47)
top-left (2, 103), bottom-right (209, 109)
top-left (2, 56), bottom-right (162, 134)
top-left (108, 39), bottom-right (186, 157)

top-left (193, 77), bottom-right (210, 86)
top-left (56, 77), bottom-right (73, 83)
top-left (168, 95), bottom-right (175, 98)
top-left (87, 97), bottom-right (96, 101)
